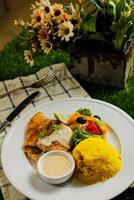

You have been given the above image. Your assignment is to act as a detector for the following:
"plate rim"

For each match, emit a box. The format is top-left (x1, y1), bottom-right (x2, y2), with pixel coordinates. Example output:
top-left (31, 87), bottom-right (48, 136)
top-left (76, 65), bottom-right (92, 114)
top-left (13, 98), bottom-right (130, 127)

top-left (1, 97), bottom-right (134, 200)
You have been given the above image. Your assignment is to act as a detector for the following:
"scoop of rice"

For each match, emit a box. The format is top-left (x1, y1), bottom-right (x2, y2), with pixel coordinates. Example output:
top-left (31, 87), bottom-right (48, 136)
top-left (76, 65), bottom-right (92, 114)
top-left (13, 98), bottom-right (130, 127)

top-left (72, 138), bottom-right (122, 184)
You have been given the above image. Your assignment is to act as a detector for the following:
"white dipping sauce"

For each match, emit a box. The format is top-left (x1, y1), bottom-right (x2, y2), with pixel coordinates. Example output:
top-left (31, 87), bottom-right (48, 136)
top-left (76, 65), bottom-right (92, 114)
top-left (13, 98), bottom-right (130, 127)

top-left (42, 154), bottom-right (72, 177)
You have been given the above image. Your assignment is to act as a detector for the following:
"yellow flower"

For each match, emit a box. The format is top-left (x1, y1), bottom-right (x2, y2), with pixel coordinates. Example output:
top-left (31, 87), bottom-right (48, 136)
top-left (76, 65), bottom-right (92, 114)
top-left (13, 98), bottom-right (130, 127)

top-left (31, 9), bottom-right (44, 27)
top-left (30, 3), bottom-right (36, 10)
top-left (24, 50), bottom-right (34, 66)
top-left (61, 12), bottom-right (72, 22)
top-left (31, 43), bottom-right (37, 53)
top-left (14, 20), bottom-right (19, 26)
top-left (44, 5), bottom-right (51, 15)
top-left (40, 0), bottom-right (53, 19)
top-left (35, 0), bottom-right (41, 7)
top-left (70, 3), bottom-right (81, 29)
top-left (40, 40), bottom-right (53, 54)
top-left (14, 19), bottom-right (25, 26)
top-left (58, 21), bottom-right (74, 41)
top-left (78, 0), bottom-right (84, 4)
top-left (53, 3), bottom-right (63, 18)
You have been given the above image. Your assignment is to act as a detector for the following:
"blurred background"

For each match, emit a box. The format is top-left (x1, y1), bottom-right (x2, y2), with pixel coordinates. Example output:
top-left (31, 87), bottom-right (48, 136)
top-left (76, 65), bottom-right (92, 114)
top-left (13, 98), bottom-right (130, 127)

top-left (0, 0), bottom-right (68, 51)
top-left (0, 0), bottom-right (34, 51)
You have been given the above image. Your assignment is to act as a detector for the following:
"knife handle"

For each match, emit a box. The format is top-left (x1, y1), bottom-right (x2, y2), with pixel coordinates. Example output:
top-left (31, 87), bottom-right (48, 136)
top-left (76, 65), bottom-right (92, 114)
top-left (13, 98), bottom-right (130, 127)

top-left (0, 120), bottom-right (9, 133)
top-left (6, 91), bottom-right (40, 122)
top-left (0, 91), bottom-right (40, 133)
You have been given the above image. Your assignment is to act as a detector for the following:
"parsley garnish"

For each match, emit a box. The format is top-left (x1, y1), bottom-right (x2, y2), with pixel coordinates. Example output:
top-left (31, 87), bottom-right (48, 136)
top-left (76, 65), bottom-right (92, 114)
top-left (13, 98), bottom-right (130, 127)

top-left (76, 108), bottom-right (92, 116)
top-left (38, 131), bottom-right (46, 139)
top-left (52, 124), bottom-right (61, 131)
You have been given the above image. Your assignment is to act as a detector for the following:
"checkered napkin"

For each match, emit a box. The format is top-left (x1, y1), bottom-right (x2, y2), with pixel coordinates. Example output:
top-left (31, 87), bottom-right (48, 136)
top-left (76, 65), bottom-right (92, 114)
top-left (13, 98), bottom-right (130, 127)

top-left (0, 63), bottom-right (90, 200)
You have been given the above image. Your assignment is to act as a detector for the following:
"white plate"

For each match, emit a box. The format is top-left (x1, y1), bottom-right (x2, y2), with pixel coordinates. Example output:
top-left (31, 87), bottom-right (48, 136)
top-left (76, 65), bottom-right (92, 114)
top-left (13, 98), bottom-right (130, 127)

top-left (1, 98), bottom-right (134, 200)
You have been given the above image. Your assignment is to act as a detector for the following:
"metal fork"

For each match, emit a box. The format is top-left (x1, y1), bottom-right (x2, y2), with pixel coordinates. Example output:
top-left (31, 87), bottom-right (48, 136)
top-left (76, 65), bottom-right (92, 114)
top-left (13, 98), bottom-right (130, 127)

top-left (0, 70), bottom-right (55, 98)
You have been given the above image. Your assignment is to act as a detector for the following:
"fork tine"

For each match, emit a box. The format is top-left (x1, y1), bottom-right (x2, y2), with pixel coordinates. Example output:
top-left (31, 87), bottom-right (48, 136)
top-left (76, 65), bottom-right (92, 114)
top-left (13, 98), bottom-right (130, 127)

top-left (38, 71), bottom-right (55, 82)
top-left (35, 71), bottom-right (55, 86)
top-left (38, 73), bottom-right (55, 85)
top-left (38, 75), bottom-right (55, 86)
top-left (32, 71), bottom-right (55, 85)
top-left (41, 74), bottom-right (55, 85)
top-left (37, 71), bottom-right (55, 83)
top-left (0, 71), bottom-right (56, 98)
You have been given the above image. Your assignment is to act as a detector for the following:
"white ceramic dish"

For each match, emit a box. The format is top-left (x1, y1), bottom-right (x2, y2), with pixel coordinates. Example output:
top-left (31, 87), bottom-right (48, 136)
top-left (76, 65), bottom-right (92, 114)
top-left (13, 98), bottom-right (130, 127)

top-left (37, 150), bottom-right (75, 184)
top-left (1, 98), bottom-right (134, 200)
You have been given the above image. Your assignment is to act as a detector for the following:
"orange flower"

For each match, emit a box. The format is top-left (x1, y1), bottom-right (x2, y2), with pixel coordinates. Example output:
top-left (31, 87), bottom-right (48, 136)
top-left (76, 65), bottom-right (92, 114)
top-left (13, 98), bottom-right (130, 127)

top-left (62, 12), bottom-right (72, 22)
top-left (38, 28), bottom-right (49, 42)
top-left (31, 9), bottom-right (44, 27)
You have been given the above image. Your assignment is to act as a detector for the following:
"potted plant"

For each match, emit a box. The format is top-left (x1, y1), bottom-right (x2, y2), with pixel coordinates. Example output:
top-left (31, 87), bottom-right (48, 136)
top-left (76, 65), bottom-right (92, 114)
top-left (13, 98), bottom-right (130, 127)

top-left (14, 0), bottom-right (134, 88)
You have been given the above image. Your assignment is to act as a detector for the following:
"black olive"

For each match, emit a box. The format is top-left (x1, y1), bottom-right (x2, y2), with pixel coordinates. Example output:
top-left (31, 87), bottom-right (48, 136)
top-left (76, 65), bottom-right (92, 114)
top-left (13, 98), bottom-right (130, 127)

top-left (93, 115), bottom-right (101, 120)
top-left (76, 117), bottom-right (87, 124)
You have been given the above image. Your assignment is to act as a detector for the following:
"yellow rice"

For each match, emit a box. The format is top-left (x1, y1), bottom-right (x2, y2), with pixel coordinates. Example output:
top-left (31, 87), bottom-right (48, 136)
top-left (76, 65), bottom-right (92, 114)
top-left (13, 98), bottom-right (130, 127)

top-left (72, 138), bottom-right (122, 184)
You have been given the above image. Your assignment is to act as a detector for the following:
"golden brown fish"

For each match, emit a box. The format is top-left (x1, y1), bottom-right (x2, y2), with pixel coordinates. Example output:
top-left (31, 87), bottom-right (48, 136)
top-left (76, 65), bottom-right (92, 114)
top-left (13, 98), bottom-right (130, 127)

top-left (24, 112), bottom-right (72, 163)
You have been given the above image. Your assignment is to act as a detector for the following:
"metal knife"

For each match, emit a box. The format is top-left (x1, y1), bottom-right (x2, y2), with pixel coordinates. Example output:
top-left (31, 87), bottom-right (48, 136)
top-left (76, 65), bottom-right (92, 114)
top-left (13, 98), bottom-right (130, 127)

top-left (0, 91), bottom-right (40, 133)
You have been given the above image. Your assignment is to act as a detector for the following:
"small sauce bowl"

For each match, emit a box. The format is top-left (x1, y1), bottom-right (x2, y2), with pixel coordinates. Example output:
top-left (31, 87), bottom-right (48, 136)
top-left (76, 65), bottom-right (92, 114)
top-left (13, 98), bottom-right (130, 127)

top-left (37, 150), bottom-right (75, 184)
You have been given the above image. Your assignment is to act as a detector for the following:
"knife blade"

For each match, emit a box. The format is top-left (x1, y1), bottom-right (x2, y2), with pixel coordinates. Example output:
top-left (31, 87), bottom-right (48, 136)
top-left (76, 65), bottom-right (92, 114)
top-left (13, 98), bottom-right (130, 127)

top-left (0, 91), bottom-right (40, 133)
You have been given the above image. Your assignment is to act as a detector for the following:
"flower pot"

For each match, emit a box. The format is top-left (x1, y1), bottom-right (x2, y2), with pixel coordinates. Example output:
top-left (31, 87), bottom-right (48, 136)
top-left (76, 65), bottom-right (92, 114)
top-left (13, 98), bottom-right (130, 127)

top-left (69, 43), bottom-right (134, 88)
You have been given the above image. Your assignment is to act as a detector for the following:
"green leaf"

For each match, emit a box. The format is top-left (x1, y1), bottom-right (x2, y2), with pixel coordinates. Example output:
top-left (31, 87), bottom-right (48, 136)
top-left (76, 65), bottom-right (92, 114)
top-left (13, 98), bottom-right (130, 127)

top-left (38, 131), bottom-right (46, 139)
top-left (122, 24), bottom-right (134, 52)
top-left (82, 15), bottom-right (97, 33)
top-left (72, 35), bottom-right (82, 43)
top-left (113, 30), bottom-right (124, 51)
top-left (52, 124), bottom-right (61, 131)
top-left (95, 119), bottom-right (106, 127)
top-left (70, 128), bottom-right (102, 149)
top-left (87, 32), bottom-right (107, 42)
top-left (64, 4), bottom-right (72, 14)
top-left (115, 0), bottom-right (125, 22)
top-left (76, 108), bottom-right (92, 116)
top-left (95, 0), bottom-right (104, 8)
top-left (108, 0), bottom-right (116, 20)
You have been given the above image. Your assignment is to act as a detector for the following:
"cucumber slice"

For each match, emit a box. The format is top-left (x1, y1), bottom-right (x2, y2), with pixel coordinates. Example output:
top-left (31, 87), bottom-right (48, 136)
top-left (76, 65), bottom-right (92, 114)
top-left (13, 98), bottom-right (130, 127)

top-left (54, 112), bottom-right (68, 124)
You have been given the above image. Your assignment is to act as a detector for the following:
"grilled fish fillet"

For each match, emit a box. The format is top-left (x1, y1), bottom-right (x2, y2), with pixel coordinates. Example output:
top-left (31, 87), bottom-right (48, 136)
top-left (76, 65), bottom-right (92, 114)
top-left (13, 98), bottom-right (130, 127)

top-left (24, 112), bottom-right (49, 147)
top-left (37, 123), bottom-right (73, 152)
top-left (24, 112), bottom-right (73, 162)
top-left (24, 112), bottom-right (56, 161)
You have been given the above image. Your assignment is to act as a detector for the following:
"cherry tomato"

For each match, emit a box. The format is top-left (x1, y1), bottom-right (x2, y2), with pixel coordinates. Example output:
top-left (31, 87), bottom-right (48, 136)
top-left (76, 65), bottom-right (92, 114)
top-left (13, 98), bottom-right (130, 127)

top-left (86, 121), bottom-right (101, 135)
